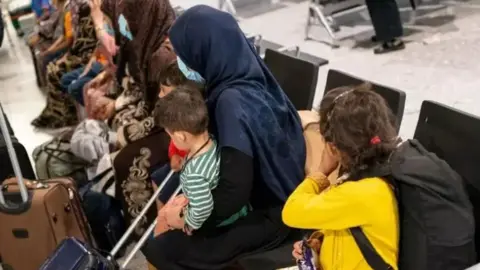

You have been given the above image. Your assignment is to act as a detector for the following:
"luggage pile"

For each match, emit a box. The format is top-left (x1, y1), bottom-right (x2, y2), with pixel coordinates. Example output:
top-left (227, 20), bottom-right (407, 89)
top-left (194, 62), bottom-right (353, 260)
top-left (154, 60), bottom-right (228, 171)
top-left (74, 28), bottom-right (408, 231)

top-left (0, 105), bottom-right (163, 270)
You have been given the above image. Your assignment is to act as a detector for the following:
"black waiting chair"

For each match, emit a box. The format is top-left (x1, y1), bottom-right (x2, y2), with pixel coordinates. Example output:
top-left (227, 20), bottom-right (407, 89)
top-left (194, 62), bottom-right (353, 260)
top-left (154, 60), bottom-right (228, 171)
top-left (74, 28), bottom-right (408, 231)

top-left (413, 100), bottom-right (480, 262)
top-left (258, 40), bottom-right (283, 57)
top-left (324, 69), bottom-right (406, 133)
top-left (264, 48), bottom-right (320, 110)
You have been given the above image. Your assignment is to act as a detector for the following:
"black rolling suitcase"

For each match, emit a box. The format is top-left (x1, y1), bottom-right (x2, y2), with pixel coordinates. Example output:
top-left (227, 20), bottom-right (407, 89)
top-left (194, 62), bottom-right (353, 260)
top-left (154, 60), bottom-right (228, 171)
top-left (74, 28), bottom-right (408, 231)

top-left (0, 106), bottom-right (35, 182)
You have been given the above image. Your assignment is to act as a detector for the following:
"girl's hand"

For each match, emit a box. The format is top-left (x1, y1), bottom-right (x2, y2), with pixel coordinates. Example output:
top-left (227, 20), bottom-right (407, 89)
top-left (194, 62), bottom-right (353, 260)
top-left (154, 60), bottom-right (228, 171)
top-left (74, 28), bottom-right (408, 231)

top-left (318, 141), bottom-right (339, 176)
top-left (292, 241), bottom-right (303, 261)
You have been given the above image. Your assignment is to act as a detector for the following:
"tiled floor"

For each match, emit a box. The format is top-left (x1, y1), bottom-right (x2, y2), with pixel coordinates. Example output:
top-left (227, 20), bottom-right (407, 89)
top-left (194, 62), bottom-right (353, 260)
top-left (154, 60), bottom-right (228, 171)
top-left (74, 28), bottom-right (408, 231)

top-left (2, 0), bottom-right (480, 269)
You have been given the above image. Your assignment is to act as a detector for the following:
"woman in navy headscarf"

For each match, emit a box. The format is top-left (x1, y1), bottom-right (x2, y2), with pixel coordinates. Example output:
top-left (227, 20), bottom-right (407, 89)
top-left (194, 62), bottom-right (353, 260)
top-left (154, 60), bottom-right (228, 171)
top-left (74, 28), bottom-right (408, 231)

top-left (142, 5), bottom-right (306, 269)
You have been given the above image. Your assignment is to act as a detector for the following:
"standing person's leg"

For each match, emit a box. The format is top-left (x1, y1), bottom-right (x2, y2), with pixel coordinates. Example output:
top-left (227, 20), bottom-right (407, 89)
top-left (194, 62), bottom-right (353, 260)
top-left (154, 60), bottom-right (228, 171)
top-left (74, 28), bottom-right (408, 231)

top-left (365, 0), bottom-right (405, 54)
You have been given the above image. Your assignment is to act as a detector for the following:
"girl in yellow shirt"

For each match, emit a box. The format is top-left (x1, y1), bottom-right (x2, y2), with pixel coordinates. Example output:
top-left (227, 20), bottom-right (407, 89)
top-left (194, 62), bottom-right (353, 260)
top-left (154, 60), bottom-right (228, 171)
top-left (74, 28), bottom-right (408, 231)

top-left (282, 83), bottom-right (399, 270)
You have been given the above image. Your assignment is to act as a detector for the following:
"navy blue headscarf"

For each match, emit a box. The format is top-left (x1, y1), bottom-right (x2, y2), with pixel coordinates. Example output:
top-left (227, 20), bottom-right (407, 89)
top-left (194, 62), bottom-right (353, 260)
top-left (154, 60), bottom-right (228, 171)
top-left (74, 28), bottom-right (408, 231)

top-left (169, 5), bottom-right (306, 203)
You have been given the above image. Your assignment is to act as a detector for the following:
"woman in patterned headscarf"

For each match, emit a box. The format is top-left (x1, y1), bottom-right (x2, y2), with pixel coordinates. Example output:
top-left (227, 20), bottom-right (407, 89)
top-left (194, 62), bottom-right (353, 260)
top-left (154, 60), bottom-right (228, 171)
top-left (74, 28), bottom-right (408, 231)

top-left (88, 0), bottom-right (177, 236)
top-left (31, 3), bottom-right (98, 128)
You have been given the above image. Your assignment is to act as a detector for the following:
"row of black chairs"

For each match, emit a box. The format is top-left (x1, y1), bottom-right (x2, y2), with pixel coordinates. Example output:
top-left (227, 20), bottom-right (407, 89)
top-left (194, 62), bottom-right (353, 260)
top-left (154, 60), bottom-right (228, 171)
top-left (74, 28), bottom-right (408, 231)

top-left (233, 65), bottom-right (480, 269)
top-left (263, 49), bottom-right (406, 134)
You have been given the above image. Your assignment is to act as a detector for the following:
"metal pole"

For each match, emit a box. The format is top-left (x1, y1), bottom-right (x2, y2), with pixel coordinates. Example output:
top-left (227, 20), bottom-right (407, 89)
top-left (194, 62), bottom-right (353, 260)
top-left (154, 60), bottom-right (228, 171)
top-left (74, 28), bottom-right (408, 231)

top-left (108, 170), bottom-right (174, 259)
top-left (120, 185), bottom-right (182, 269)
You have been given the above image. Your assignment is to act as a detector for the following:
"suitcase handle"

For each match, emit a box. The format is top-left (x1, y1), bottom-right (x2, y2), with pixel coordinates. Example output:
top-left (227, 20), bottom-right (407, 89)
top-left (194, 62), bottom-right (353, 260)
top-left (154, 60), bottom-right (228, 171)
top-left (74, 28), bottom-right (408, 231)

top-left (0, 106), bottom-right (30, 211)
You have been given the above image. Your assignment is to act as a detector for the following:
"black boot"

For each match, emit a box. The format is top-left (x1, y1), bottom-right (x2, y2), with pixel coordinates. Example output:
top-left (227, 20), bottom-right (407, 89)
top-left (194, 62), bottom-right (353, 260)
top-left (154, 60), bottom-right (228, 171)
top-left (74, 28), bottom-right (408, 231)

top-left (374, 39), bottom-right (405, 54)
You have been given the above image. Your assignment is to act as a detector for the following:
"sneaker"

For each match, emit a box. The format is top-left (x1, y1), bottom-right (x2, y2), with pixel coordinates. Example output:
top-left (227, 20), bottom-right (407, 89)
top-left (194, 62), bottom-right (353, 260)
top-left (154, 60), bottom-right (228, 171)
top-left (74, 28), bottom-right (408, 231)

top-left (374, 39), bottom-right (405, 54)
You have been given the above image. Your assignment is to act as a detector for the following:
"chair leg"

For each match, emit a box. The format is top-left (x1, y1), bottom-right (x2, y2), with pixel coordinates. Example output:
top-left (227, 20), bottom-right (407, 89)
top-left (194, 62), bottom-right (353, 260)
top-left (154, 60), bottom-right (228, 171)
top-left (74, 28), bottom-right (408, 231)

top-left (305, 7), bottom-right (313, 40)
top-left (312, 5), bottom-right (337, 43)
top-left (219, 0), bottom-right (237, 16)
top-left (2, 16), bottom-right (15, 48)
top-left (308, 4), bottom-right (339, 48)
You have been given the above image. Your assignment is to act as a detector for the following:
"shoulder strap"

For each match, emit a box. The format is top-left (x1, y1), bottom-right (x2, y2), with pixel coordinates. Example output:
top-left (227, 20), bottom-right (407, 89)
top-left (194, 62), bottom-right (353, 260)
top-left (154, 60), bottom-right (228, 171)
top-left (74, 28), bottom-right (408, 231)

top-left (350, 227), bottom-right (394, 270)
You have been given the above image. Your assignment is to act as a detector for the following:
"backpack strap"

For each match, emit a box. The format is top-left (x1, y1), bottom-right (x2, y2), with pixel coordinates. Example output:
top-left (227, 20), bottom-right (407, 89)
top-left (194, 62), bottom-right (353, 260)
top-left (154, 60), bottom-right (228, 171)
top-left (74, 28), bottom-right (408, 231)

top-left (350, 227), bottom-right (394, 270)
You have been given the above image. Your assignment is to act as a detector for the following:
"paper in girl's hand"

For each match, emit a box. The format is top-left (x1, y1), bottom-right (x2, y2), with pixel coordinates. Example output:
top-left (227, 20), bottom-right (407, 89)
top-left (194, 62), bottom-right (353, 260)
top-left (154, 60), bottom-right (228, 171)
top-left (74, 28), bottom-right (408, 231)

top-left (297, 239), bottom-right (318, 270)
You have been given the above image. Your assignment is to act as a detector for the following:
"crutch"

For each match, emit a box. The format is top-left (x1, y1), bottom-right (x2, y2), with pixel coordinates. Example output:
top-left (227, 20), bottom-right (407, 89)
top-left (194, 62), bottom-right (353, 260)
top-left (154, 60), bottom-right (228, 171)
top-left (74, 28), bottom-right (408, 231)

top-left (107, 169), bottom-right (181, 269)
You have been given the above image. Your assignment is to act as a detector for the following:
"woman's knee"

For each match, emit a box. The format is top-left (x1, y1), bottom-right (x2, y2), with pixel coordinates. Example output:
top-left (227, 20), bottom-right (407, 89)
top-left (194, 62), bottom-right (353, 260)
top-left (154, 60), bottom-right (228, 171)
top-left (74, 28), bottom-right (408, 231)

top-left (141, 231), bottom-right (189, 268)
top-left (60, 74), bottom-right (76, 90)
top-left (68, 80), bottom-right (88, 104)
top-left (142, 237), bottom-right (169, 266)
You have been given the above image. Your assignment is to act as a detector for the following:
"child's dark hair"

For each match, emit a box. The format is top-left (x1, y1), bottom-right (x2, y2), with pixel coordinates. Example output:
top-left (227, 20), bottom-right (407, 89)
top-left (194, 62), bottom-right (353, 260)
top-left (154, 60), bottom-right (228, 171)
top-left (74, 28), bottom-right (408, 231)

top-left (154, 84), bottom-right (208, 135)
top-left (159, 61), bottom-right (188, 87)
top-left (319, 83), bottom-right (398, 175)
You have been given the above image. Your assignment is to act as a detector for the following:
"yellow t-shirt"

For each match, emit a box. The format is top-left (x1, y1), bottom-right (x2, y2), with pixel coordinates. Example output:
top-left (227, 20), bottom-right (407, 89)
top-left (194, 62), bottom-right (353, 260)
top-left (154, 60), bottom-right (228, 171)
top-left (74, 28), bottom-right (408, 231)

top-left (282, 176), bottom-right (399, 270)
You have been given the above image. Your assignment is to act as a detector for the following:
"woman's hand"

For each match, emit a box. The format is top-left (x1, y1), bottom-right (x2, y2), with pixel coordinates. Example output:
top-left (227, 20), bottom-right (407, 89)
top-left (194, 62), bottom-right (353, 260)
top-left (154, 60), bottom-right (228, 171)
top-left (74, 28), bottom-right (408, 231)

top-left (56, 55), bottom-right (68, 65)
top-left (183, 224), bottom-right (193, 236)
top-left (92, 96), bottom-right (115, 120)
top-left (292, 241), bottom-right (303, 261)
top-left (28, 34), bottom-right (39, 47)
top-left (164, 195), bottom-right (189, 230)
top-left (88, 0), bottom-right (103, 25)
top-left (89, 71), bottom-right (111, 89)
top-left (98, 32), bottom-right (118, 59)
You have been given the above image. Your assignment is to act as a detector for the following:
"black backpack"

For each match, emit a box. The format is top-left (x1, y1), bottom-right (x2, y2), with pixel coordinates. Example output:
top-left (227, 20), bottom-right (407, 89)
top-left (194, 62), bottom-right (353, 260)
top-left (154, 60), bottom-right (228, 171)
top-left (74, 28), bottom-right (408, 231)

top-left (350, 139), bottom-right (476, 270)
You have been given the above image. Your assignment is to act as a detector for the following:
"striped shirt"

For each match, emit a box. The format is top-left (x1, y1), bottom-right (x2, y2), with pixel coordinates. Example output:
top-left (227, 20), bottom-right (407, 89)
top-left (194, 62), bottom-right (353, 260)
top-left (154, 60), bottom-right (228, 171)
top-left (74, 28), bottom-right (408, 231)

top-left (181, 140), bottom-right (248, 230)
top-left (181, 140), bottom-right (221, 230)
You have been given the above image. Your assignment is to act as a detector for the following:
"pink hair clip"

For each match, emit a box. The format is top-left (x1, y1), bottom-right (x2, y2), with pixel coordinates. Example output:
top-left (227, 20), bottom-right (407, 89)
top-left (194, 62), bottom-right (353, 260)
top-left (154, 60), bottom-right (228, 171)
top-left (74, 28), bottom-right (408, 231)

top-left (370, 136), bottom-right (381, 145)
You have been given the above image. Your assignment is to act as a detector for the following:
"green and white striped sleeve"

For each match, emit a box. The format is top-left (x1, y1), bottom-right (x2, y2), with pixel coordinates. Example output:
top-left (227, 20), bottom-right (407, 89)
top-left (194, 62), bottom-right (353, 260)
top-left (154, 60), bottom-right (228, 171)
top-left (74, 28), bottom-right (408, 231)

top-left (182, 173), bottom-right (214, 230)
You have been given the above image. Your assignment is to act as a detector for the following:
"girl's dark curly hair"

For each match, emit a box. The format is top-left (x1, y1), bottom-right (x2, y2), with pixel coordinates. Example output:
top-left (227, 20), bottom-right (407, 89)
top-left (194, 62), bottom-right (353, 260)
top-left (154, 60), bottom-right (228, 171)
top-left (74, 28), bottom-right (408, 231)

top-left (319, 83), bottom-right (398, 176)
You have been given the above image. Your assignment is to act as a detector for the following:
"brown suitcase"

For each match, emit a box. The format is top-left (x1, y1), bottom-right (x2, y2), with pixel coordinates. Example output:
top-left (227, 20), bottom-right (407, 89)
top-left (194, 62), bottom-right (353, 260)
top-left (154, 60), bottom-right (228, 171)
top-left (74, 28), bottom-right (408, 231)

top-left (0, 178), bottom-right (93, 270)
top-left (0, 107), bottom-right (93, 270)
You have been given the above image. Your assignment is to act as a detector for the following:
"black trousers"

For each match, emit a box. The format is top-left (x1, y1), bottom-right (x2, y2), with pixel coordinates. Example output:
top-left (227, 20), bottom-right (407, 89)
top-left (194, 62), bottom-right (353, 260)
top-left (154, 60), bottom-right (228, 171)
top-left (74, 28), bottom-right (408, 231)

top-left (141, 206), bottom-right (289, 270)
top-left (365, 0), bottom-right (403, 42)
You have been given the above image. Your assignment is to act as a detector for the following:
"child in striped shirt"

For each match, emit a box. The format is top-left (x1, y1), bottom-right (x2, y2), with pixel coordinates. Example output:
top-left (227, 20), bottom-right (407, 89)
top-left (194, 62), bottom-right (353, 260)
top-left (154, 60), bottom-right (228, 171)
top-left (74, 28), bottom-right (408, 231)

top-left (154, 84), bottom-right (248, 233)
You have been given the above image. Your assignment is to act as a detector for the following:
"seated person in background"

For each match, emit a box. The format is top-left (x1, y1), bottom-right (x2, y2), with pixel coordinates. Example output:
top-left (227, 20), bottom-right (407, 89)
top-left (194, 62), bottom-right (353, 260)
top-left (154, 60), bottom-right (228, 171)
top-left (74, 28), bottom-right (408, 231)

top-left (35, 1), bottom-right (73, 85)
top-left (60, 45), bottom-right (107, 106)
top-left (9, 0), bottom-right (52, 37)
top-left (32, 0), bottom-right (53, 22)
top-left (31, 3), bottom-right (99, 129)
top-left (153, 85), bottom-right (249, 236)
top-left (28, 0), bottom-right (63, 48)
top-left (282, 84), bottom-right (399, 270)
